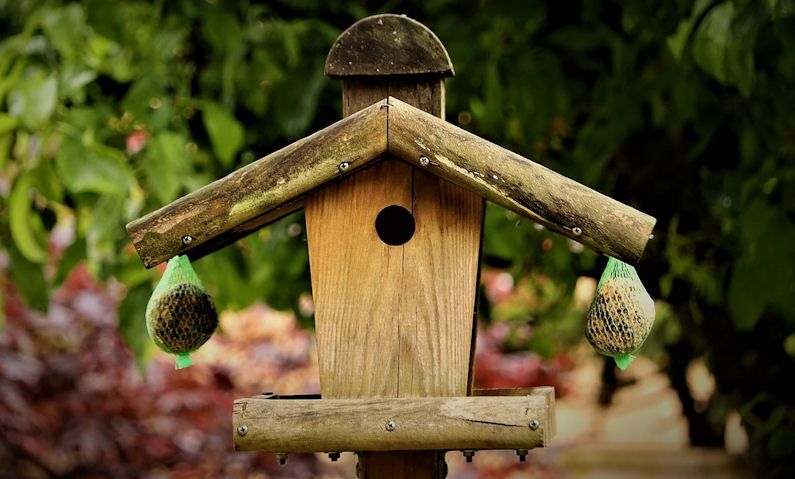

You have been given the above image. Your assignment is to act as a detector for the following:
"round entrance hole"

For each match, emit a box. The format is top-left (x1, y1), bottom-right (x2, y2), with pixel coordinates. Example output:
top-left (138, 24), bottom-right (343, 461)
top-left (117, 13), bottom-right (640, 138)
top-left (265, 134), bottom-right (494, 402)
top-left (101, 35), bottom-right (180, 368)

top-left (375, 205), bottom-right (415, 246)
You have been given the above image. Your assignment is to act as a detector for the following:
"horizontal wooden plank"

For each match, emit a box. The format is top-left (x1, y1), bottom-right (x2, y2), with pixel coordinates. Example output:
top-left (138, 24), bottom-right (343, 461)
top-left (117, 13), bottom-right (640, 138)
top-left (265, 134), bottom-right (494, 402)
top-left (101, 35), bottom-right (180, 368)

top-left (126, 100), bottom-right (388, 268)
top-left (233, 390), bottom-right (554, 452)
top-left (386, 97), bottom-right (656, 264)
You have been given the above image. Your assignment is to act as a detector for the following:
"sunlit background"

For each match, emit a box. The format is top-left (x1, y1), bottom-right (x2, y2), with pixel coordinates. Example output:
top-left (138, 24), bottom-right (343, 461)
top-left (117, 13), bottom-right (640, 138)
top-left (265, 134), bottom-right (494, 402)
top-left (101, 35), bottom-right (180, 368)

top-left (2, 1), bottom-right (794, 478)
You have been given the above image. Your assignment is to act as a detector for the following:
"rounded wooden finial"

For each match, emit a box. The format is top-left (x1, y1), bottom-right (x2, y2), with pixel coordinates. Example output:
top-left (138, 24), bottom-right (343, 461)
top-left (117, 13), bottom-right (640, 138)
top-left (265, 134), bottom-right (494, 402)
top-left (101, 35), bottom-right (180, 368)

top-left (325, 14), bottom-right (454, 78)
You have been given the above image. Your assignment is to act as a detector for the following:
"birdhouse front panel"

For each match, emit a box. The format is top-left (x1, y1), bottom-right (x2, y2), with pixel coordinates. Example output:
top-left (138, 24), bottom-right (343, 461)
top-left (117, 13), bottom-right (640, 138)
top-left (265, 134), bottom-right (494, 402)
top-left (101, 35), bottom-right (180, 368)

top-left (306, 155), bottom-right (483, 400)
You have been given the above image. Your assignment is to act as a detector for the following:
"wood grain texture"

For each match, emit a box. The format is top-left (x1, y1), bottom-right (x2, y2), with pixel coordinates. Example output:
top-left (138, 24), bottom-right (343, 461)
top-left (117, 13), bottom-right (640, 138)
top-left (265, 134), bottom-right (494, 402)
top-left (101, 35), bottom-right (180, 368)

top-left (325, 14), bottom-right (454, 78)
top-left (397, 170), bottom-right (483, 397)
top-left (306, 158), bottom-right (411, 399)
top-left (233, 392), bottom-right (554, 452)
top-left (306, 73), bottom-right (482, 478)
top-left (126, 100), bottom-right (387, 268)
top-left (386, 96), bottom-right (656, 264)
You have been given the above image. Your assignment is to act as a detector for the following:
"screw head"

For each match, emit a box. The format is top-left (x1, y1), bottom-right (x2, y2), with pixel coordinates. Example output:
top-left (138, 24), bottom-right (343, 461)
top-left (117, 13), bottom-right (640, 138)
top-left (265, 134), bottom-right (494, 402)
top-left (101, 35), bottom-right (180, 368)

top-left (529, 419), bottom-right (540, 430)
top-left (419, 156), bottom-right (430, 166)
top-left (181, 235), bottom-right (194, 245)
top-left (338, 161), bottom-right (350, 171)
top-left (385, 420), bottom-right (397, 431)
top-left (237, 425), bottom-right (248, 436)
top-left (572, 227), bottom-right (582, 236)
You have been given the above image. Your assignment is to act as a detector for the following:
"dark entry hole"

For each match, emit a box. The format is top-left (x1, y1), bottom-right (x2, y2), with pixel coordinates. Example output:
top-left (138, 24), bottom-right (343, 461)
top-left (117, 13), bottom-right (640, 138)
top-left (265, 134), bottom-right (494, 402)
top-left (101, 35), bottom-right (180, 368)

top-left (375, 205), bottom-right (415, 246)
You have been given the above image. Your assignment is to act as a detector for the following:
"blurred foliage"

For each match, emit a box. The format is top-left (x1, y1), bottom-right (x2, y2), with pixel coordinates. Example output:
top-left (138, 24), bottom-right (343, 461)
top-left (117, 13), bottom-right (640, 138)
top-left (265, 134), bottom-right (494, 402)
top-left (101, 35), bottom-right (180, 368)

top-left (0, 265), bottom-right (337, 478)
top-left (1, 0), bottom-right (794, 475)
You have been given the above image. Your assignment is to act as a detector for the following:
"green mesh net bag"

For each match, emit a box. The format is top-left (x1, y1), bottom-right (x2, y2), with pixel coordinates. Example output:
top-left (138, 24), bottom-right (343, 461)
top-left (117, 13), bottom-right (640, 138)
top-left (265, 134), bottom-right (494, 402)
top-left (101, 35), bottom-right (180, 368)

top-left (585, 257), bottom-right (655, 370)
top-left (146, 255), bottom-right (218, 369)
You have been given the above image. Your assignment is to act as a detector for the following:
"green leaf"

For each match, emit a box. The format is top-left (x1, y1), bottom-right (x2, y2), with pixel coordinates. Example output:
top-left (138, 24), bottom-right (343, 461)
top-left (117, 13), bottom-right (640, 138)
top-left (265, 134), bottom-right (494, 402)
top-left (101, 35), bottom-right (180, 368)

top-left (60, 63), bottom-right (97, 104)
top-left (118, 282), bottom-right (157, 368)
top-left (7, 70), bottom-right (58, 129)
top-left (85, 195), bottom-right (125, 271)
top-left (144, 132), bottom-right (191, 203)
top-left (765, 0), bottom-right (795, 19)
top-left (784, 334), bottom-right (795, 358)
top-left (728, 252), bottom-right (768, 330)
top-left (0, 134), bottom-right (12, 170)
top-left (202, 8), bottom-right (243, 56)
top-left (692, 2), bottom-right (760, 96)
top-left (41, 4), bottom-right (86, 60)
top-left (56, 136), bottom-right (132, 196)
top-left (728, 201), bottom-right (795, 330)
top-left (693, 3), bottom-right (734, 83)
top-left (0, 113), bottom-right (18, 134)
top-left (270, 63), bottom-right (325, 138)
top-left (9, 172), bottom-right (48, 263)
top-left (31, 159), bottom-right (64, 202)
top-left (203, 102), bottom-right (243, 168)
top-left (5, 242), bottom-right (49, 311)
top-left (120, 78), bottom-right (171, 130)
top-left (666, 0), bottom-right (712, 60)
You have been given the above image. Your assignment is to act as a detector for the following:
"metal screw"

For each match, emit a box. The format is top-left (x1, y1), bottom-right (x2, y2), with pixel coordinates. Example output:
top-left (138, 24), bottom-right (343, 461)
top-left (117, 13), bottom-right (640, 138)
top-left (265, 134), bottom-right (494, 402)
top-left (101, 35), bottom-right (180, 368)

top-left (419, 156), bottom-right (430, 166)
top-left (338, 161), bottom-right (350, 171)
top-left (572, 226), bottom-right (582, 236)
top-left (516, 449), bottom-right (528, 462)
top-left (385, 420), bottom-right (397, 431)
top-left (237, 425), bottom-right (248, 436)
top-left (328, 452), bottom-right (341, 462)
top-left (463, 450), bottom-right (475, 463)
top-left (529, 419), bottom-right (540, 430)
top-left (649, 233), bottom-right (655, 240)
top-left (181, 235), bottom-right (194, 245)
top-left (276, 453), bottom-right (288, 465)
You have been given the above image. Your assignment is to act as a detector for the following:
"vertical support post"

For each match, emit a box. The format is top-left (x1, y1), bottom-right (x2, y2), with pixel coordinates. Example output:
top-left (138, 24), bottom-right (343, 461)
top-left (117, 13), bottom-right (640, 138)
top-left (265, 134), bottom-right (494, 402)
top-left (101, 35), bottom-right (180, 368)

top-left (305, 15), bottom-right (484, 478)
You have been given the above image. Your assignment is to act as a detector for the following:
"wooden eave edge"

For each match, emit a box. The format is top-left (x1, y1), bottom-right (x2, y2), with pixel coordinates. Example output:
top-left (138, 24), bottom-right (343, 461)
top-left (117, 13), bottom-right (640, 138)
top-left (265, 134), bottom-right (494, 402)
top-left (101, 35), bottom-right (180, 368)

top-left (385, 97), bottom-right (656, 263)
top-left (126, 97), bottom-right (655, 268)
top-left (126, 99), bottom-right (389, 268)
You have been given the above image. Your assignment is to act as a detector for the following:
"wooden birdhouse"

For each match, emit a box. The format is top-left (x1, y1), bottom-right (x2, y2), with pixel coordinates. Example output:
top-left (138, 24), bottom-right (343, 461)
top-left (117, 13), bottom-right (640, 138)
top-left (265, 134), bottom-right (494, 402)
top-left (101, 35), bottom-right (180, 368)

top-left (126, 14), bottom-right (656, 478)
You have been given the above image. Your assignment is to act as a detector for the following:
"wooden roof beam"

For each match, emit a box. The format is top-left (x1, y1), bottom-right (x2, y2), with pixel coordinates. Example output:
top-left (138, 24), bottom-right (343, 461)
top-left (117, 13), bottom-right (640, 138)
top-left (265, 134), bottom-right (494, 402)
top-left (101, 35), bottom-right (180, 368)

top-left (386, 97), bottom-right (656, 263)
top-left (127, 97), bottom-right (655, 268)
top-left (126, 99), bottom-right (388, 268)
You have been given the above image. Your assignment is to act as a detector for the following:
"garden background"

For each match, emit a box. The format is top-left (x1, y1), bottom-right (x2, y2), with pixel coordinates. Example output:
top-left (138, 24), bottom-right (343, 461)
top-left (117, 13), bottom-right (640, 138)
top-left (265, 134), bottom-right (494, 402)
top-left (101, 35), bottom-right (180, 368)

top-left (1, 0), bottom-right (794, 477)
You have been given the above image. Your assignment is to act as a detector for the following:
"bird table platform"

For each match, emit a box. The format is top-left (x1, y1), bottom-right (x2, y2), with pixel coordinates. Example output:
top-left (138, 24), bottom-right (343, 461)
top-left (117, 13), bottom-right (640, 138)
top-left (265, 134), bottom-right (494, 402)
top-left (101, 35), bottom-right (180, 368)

top-left (126, 14), bottom-right (655, 478)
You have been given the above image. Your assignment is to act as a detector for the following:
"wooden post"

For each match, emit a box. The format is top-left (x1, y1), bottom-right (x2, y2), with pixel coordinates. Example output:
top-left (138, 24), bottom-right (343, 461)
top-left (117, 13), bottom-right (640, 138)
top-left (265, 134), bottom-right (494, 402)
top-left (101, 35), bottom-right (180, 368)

top-left (305, 15), bottom-right (483, 478)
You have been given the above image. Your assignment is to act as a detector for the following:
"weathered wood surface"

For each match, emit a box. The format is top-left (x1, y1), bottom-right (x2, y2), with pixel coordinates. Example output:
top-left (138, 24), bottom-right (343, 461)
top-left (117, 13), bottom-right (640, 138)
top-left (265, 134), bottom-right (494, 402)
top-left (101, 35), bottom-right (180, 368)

top-left (387, 96), bottom-right (656, 264)
top-left (325, 14), bottom-right (454, 78)
top-left (233, 391), bottom-right (554, 452)
top-left (126, 100), bottom-right (387, 268)
top-left (306, 50), bottom-right (481, 478)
